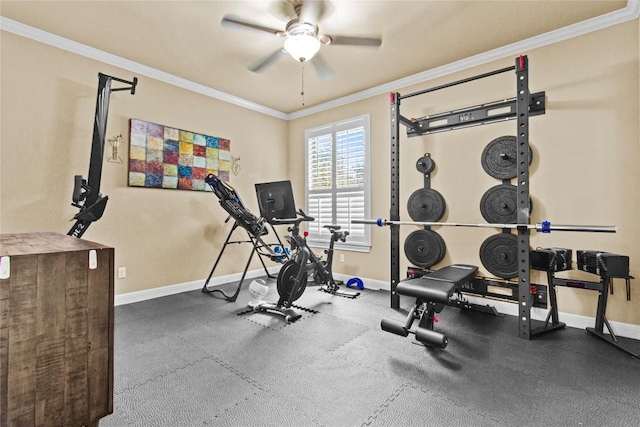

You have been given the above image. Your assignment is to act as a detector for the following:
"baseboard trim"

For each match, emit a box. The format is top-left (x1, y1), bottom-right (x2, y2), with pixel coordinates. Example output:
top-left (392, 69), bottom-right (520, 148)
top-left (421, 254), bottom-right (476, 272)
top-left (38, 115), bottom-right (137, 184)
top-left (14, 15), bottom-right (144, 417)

top-left (333, 273), bottom-right (388, 291)
top-left (462, 295), bottom-right (640, 341)
top-left (114, 266), bottom-right (281, 306)
top-left (115, 271), bottom-right (640, 340)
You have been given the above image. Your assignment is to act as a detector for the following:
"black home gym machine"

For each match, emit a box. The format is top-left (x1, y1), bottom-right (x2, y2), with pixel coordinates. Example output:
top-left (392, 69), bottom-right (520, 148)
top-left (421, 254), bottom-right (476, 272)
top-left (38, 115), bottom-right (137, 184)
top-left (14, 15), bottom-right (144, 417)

top-left (201, 174), bottom-right (290, 302)
top-left (68, 73), bottom-right (138, 238)
top-left (249, 180), bottom-right (360, 322)
top-left (355, 55), bottom-right (625, 350)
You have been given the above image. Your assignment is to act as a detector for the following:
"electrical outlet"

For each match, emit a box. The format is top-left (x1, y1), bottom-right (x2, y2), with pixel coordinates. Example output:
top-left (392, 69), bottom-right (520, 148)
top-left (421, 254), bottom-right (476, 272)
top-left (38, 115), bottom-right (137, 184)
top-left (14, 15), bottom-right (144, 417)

top-left (118, 267), bottom-right (127, 279)
top-left (340, 254), bottom-right (345, 263)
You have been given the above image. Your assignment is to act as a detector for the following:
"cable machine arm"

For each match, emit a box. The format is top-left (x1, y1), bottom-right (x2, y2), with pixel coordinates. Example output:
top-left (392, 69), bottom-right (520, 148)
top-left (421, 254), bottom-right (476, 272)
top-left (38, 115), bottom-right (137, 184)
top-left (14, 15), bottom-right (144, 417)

top-left (68, 73), bottom-right (137, 238)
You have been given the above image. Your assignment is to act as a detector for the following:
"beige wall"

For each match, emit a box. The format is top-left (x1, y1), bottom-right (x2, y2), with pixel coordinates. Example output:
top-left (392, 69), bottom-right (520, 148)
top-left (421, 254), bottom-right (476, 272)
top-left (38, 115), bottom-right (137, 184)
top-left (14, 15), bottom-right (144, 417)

top-left (0, 32), bottom-right (289, 295)
top-left (1, 20), bottom-right (638, 326)
top-left (289, 20), bottom-right (640, 325)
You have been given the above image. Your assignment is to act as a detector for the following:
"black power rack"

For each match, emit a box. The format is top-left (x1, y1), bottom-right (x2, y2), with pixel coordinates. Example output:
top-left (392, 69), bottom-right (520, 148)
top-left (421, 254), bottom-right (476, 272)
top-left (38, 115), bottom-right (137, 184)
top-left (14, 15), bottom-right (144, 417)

top-left (389, 55), bottom-right (546, 340)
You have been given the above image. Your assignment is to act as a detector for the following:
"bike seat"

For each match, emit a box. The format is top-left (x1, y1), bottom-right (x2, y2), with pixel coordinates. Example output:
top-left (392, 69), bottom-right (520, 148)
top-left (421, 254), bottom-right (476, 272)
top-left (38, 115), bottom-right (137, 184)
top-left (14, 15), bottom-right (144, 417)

top-left (323, 224), bottom-right (341, 231)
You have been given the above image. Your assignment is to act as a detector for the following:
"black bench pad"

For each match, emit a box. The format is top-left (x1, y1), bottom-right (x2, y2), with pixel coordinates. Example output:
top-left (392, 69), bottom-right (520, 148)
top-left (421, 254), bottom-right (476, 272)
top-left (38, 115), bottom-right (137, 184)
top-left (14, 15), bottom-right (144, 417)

top-left (396, 264), bottom-right (478, 303)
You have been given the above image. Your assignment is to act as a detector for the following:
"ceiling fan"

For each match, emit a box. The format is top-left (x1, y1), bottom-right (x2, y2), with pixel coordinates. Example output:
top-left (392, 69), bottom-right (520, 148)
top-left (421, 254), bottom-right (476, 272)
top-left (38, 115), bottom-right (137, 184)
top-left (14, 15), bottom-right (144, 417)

top-left (221, 0), bottom-right (382, 81)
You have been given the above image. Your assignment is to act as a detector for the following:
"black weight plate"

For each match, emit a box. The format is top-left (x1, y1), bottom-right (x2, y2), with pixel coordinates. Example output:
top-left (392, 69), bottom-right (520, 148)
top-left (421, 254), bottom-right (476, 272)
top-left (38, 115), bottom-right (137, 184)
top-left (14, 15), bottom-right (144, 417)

top-left (404, 229), bottom-right (446, 268)
top-left (277, 259), bottom-right (308, 302)
top-left (481, 135), bottom-right (533, 180)
top-left (416, 155), bottom-right (435, 174)
top-left (407, 188), bottom-right (446, 222)
top-left (480, 184), bottom-right (532, 224)
top-left (479, 233), bottom-right (518, 279)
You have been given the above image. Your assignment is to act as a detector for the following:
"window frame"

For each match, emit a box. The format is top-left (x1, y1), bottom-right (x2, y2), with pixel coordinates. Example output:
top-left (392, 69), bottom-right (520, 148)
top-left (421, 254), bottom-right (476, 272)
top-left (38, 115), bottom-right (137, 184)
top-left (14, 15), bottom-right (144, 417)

top-left (304, 114), bottom-right (371, 252)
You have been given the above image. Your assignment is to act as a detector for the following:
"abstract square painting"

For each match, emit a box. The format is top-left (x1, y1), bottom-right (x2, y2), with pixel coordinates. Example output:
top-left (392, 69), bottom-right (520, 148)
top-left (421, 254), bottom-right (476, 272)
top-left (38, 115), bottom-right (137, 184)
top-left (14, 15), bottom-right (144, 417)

top-left (128, 119), bottom-right (230, 191)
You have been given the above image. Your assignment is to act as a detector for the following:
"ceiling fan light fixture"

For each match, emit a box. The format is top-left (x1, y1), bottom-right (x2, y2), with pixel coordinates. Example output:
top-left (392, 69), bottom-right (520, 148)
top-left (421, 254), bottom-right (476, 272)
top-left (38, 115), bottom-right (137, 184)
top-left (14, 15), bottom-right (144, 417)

top-left (284, 33), bottom-right (321, 62)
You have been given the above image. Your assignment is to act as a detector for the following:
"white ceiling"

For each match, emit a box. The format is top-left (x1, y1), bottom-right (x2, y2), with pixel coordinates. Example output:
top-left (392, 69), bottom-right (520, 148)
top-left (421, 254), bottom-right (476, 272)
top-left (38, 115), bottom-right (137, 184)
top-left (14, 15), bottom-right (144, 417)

top-left (0, 1), bottom-right (634, 116)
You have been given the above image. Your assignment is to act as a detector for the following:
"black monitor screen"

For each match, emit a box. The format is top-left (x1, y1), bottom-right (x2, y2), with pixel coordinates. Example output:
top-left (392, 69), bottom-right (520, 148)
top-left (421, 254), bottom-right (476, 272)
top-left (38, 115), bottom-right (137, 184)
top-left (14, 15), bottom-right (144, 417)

top-left (255, 180), bottom-right (296, 222)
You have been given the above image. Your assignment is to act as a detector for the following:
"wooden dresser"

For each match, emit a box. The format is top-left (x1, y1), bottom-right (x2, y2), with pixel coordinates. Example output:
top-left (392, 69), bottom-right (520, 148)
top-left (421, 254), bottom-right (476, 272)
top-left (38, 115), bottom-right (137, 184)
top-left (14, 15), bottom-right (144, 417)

top-left (0, 232), bottom-right (114, 427)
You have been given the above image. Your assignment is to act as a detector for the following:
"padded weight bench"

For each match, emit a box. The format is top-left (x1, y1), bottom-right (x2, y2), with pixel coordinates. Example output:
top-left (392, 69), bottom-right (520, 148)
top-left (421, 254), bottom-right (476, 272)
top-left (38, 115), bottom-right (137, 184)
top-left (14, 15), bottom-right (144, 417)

top-left (381, 264), bottom-right (478, 348)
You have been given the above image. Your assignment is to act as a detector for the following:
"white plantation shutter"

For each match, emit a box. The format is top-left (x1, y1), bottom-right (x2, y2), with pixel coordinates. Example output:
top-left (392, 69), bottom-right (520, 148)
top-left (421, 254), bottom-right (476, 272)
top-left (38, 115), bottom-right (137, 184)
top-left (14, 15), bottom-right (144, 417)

top-left (336, 192), bottom-right (365, 238)
top-left (305, 115), bottom-right (371, 251)
top-left (307, 192), bottom-right (333, 239)
top-left (307, 133), bottom-right (332, 190)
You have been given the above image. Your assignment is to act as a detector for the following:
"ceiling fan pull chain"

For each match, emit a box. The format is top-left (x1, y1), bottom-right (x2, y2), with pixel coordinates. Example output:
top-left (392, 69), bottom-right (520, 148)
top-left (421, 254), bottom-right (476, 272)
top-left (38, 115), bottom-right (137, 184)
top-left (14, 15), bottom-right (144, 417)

top-left (301, 64), bottom-right (305, 106)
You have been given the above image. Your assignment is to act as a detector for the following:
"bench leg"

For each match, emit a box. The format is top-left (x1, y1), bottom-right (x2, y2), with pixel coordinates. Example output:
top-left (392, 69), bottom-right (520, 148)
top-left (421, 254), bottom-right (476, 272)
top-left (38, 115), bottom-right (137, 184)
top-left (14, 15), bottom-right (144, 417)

top-left (416, 303), bottom-right (448, 348)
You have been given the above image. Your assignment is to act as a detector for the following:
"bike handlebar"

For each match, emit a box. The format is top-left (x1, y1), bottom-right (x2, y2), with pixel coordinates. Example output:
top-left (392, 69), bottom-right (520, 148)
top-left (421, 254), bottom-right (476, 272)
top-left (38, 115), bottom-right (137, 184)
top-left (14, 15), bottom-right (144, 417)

top-left (271, 209), bottom-right (315, 225)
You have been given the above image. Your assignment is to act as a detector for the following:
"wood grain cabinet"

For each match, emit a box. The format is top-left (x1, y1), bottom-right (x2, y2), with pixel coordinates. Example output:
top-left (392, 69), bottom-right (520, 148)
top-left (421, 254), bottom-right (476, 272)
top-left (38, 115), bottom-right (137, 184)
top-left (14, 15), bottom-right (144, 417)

top-left (0, 232), bottom-right (114, 427)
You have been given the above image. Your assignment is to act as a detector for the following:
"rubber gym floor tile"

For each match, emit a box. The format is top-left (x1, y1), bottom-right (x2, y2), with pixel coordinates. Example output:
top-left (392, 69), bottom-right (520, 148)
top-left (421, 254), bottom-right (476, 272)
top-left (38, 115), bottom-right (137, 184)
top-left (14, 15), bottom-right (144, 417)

top-left (464, 338), bottom-right (640, 408)
top-left (202, 389), bottom-right (322, 426)
top-left (436, 308), bottom-right (640, 378)
top-left (127, 291), bottom-right (209, 317)
top-left (329, 328), bottom-right (431, 370)
top-left (107, 287), bottom-right (640, 426)
top-left (268, 349), bottom-right (407, 426)
top-left (385, 343), bottom-right (640, 427)
top-left (197, 320), bottom-right (323, 384)
top-left (236, 305), bottom-right (318, 330)
top-left (97, 403), bottom-right (133, 427)
top-left (114, 311), bottom-right (176, 348)
top-left (114, 300), bottom-right (231, 348)
top-left (298, 288), bottom-right (389, 326)
top-left (278, 310), bottom-right (370, 353)
top-left (351, 310), bottom-right (640, 418)
top-left (113, 330), bottom-right (212, 393)
top-left (363, 383), bottom-right (512, 427)
top-left (359, 287), bottom-right (412, 309)
top-left (111, 355), bottom-right (263, 427)
top-left (463, 373), bottom-right (640, 427)
top-left (114, 304), bottom-right (150, 326)
top-left (164, 314), bottom-right (269, 359)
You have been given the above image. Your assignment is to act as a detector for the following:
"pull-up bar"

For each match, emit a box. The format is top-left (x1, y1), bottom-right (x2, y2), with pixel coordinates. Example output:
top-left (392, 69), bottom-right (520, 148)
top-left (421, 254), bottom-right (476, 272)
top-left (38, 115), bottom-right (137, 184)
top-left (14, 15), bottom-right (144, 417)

top-left (399, 65), bottom-right (515, 100)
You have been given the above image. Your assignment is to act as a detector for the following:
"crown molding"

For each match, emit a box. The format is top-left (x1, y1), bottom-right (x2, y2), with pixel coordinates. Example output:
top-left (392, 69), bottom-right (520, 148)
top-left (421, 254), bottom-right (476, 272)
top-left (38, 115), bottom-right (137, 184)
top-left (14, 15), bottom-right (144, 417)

top-left (288, 0), bottom-right (640, 119)
top-left (2, 1), bottom-right (638, 121)
top-left (0, 16), bottom-right (289, 120)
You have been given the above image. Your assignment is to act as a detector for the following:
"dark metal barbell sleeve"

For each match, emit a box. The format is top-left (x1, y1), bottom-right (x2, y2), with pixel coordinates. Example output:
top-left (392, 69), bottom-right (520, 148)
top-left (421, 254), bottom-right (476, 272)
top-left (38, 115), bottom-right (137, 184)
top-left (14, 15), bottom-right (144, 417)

top-left (351, 219), bottom-right (616, 233)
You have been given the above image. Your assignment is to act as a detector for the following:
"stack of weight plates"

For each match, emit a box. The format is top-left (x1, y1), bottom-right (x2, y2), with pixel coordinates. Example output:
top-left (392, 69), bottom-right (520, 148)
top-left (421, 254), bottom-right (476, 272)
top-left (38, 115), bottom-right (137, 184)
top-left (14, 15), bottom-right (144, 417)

top-left (404, 154), bottom-right (446, 268)
top-left (478, 136), bottom-right (532, 279)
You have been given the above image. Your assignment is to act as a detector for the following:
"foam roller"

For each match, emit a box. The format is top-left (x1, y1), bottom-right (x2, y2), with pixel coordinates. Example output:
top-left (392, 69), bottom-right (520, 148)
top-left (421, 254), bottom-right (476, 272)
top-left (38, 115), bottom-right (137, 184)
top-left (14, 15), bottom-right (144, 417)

top-left (416, 327), bottom-right (448, 348)
top-left (381, 318), bottom-right (409, 337)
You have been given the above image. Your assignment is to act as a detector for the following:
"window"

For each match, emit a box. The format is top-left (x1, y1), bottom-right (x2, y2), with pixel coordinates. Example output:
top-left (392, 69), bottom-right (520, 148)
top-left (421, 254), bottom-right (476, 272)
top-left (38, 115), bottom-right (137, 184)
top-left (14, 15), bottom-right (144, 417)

top-left (305, 114), bottom-right (370, 251)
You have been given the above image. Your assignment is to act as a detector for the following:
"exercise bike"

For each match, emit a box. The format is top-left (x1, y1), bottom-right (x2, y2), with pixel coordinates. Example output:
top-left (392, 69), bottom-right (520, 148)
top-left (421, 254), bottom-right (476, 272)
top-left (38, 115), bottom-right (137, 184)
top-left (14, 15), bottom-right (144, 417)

top-left (253, 209), bottom-right (360, 322)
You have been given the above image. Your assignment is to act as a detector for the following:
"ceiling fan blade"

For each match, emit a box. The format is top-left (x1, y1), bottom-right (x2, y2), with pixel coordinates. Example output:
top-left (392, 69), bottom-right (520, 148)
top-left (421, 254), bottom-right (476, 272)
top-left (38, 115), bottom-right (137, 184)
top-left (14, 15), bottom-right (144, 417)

top-left (221, 15), bottom-right (283, 36)
top-left (248, 49), bottom-right (288, 73)
top-left (326, 35), bottom-right (382, 46)
top-left (311, 52), bottom-right (335, 81)
top-left (298, 0), bottom-right (324, 26)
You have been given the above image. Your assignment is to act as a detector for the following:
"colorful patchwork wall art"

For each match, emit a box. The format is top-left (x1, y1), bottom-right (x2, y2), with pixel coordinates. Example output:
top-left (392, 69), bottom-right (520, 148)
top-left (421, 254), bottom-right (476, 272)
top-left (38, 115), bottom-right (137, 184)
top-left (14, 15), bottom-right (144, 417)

top-left (128, 118), bottom-right (231, 191)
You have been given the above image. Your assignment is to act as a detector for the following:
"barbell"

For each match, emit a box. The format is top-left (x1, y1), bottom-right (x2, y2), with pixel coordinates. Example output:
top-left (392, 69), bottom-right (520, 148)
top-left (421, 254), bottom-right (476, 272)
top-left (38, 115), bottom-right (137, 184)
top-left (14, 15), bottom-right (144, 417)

top-left (351, 218), bottom-right (616, 233)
